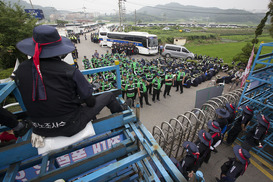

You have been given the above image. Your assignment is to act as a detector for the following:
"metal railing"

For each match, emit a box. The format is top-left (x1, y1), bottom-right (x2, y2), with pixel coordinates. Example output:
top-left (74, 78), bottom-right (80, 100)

top-left (152, 88), bottom-right (243, 160)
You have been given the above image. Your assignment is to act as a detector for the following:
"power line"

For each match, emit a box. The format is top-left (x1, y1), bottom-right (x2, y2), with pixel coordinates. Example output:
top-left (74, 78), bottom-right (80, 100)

top-left (126, 1), bottom-right (266, 16)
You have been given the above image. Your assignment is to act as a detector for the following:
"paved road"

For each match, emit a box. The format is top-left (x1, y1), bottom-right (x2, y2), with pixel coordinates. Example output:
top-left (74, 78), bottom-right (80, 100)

top-left (74, 33), bottom-right (272, 182)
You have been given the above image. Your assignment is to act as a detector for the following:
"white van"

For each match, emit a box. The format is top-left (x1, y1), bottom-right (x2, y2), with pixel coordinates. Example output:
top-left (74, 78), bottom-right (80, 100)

top-left (162, 44), bottom-right (194, 59)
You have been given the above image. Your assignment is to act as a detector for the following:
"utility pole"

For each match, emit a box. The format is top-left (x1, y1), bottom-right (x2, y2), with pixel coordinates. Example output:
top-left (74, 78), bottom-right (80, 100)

top-left (118, 0), bottom-right (122, 31)
top-left (135, 9), bottom-right (136, 26)
top-left (83, 6), bottom-right (87, 19)
top-left (118, 0), bottom-right (126, 31)
top-left (29, 0), bottom-right (34, 9)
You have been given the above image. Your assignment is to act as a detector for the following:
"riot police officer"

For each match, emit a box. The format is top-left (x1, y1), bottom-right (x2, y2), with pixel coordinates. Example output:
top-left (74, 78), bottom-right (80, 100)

top-left (163, 70), bottom-right (173, 98)
top-left (176, 67), bottom-right (185, 94)
top-left (137, 77), bottom-right (152, 108)
top-left (152, 73), bottom-right (162, 102)
top-left (125, 77), bottom-right (137, 107)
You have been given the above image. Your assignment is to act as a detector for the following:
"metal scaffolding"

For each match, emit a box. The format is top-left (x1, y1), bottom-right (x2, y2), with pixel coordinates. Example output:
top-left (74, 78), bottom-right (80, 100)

top-left (236, 42), bottom-right (273, 162)
top-left (0, 63), bottom-right (186, 182)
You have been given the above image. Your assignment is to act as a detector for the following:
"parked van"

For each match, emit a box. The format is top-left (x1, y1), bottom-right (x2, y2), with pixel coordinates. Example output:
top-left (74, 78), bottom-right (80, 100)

top-left (162, 44), bottom-right (194, 59)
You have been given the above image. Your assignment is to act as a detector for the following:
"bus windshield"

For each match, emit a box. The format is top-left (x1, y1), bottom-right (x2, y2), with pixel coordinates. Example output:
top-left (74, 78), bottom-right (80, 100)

top-left (148, 37), bottom-right (158, 47)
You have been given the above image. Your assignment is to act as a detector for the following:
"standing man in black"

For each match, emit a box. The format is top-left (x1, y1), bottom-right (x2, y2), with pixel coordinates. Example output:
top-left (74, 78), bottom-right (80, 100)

top-left (206, 120), bottom-right (221, 158)
top-left (217, 145), bottom-right (251, 182)
top-left (224, 103), bottom-right (236, 134)
top-left (179, 141), bottom-right (200, 181)
top-left (226, 105), bottom-right (254, 145)
top-left (214, 108), bottom-right (230, 134)
top-left (242, 113), bottom-right (270, 151)
top-left (195, 129), bottom-right (213, 167)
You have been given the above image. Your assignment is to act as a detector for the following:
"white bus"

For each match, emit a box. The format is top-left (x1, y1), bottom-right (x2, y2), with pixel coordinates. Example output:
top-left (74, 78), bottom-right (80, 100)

top-left (106, 32), bottom-right (158, 55)
top-left (98, 27), bottom-right (109, 47)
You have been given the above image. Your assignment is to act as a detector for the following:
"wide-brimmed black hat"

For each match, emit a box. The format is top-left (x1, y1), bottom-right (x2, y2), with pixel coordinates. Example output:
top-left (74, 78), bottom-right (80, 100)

top-left (242, 105), bottom-right (254, 115)
top-left (257, 113), bottom-right (271, 129)
top-left (207, 120), bottom-right (221, 133)
top-left (225, 103), bottom-right (236, 113)
top-left (216, 108), bottom-right (230, 118)
top-left (16, 25), bottom-right (75, 58)
top-left (183, 141), bottom-right (199, 159)
top-left (233, 145), bottom-right (250, 166)
top-left (198, 130), bottom-right (213, 147)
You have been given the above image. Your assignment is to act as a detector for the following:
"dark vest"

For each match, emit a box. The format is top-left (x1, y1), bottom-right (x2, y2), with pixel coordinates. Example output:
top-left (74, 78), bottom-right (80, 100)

top-left (15, 58), bottom-right (82, 136)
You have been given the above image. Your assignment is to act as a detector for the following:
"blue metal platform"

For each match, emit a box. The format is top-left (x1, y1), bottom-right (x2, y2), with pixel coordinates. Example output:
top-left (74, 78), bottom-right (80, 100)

top-left (237, 42), bottom-right (273, 163)
top-left (0, 62), bottom-right (186, 181)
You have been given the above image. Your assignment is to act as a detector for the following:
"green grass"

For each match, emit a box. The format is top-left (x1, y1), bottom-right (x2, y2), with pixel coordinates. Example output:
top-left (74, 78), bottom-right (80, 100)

top-left (185, 34), bottom-right (273, 64)
top-left (187, 42), bottom-right (247, 63)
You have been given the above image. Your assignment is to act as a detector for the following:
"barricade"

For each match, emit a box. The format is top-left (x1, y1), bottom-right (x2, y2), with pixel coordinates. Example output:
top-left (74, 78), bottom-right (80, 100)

top-left (152, 88), bottom-right (243, 160)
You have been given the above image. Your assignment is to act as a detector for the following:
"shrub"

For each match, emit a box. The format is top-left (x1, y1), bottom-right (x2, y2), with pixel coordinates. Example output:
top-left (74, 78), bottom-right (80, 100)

top-left (0, 68), bottom-right (13, 79)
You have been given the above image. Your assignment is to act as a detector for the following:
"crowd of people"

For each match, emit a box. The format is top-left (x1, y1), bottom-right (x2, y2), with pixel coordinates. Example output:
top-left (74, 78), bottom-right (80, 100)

top-left (82, 51), bottom-right (232, 108)
top-left (169, 103), bottom-right (271, 182)
top-left (69, 33), bottom-right (81, 44)
top-left (111, 42), bottom-right (138, 56)
top-left (0, 25), bottom-right (270, 182)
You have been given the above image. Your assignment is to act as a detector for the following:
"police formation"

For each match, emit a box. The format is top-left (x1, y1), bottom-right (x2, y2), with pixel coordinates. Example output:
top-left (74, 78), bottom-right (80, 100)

top-left (82, 52), bottom-right (225, 108)
top-left (111, 42), bottom-right (138, 56)
top-left (90, 32), bottom-right (99, 43)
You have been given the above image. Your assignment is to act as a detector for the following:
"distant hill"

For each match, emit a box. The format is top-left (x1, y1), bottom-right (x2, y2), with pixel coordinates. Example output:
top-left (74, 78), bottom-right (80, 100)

top-left (2, 0), bottom-right (68, 19)
top-left (133, 2), bottom-right (265, 24)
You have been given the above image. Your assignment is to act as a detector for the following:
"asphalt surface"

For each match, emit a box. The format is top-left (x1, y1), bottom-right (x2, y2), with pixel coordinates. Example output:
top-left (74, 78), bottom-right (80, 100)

top-left (75, 33), bottom-right (272, 182)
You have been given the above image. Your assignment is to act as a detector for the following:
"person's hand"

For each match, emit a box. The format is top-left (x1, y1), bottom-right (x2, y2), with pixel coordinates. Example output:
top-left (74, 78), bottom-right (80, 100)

top-left (90, 77), bottom-right (93, 83)
top-left (138, 94), bottom-right (141, 97)
top-left (188, 171), bottom-right (194, 178)
top-left (221, 174), bottom-right (226, 177)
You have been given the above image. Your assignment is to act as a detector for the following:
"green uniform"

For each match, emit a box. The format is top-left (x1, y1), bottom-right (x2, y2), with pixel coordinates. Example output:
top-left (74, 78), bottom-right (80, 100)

top-left (165, 74), bottom-right (173, 86)
top-left (137, 81), bottom-right (147, 93)
top-left (176, 71), bottom-right (185, 81)
top-left (125, 83), bottom-right (136, 98)
top-left (152, 77), bottom-right (162, 90)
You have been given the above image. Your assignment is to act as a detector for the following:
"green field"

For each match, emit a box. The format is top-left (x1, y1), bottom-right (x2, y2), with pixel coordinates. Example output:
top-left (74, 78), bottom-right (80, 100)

top-left (187, 35), bottom-right (273, 63)
top-left (129, 27), bottom-right (273, 64)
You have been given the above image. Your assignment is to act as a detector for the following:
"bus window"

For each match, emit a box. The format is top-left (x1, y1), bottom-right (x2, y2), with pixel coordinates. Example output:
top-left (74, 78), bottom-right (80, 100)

top-left (148, 37), bottom-right (158, 48)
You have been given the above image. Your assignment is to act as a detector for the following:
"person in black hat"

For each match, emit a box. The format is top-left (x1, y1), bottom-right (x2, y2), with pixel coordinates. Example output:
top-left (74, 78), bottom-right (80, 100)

top-left (137, 76), bottom-right (151, 108)
top-left (179, 141), bottom-right (200, 181)
top-left (242, 113), bottom-right (270, 151)
top-left (216, 145), bottom-right (251, 182)
top-left (195, 130), bottom-right (213, 167)
top-left (214, 108), bottom-right (230, 133)
top-left (226, 105), bottom-right (254, 145)
top-left (224, 103), bottom-right (236, 134)
top-left (152, 73), bottom-right (162, 103)
top-left (14, 25), bottom-right (124, 138)
top-left (207, 120), bottom-right (222, 153)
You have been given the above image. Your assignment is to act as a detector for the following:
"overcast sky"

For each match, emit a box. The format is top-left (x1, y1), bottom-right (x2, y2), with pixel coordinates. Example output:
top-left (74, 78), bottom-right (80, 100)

top-left (26, 0), bottom-right (271, 13)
